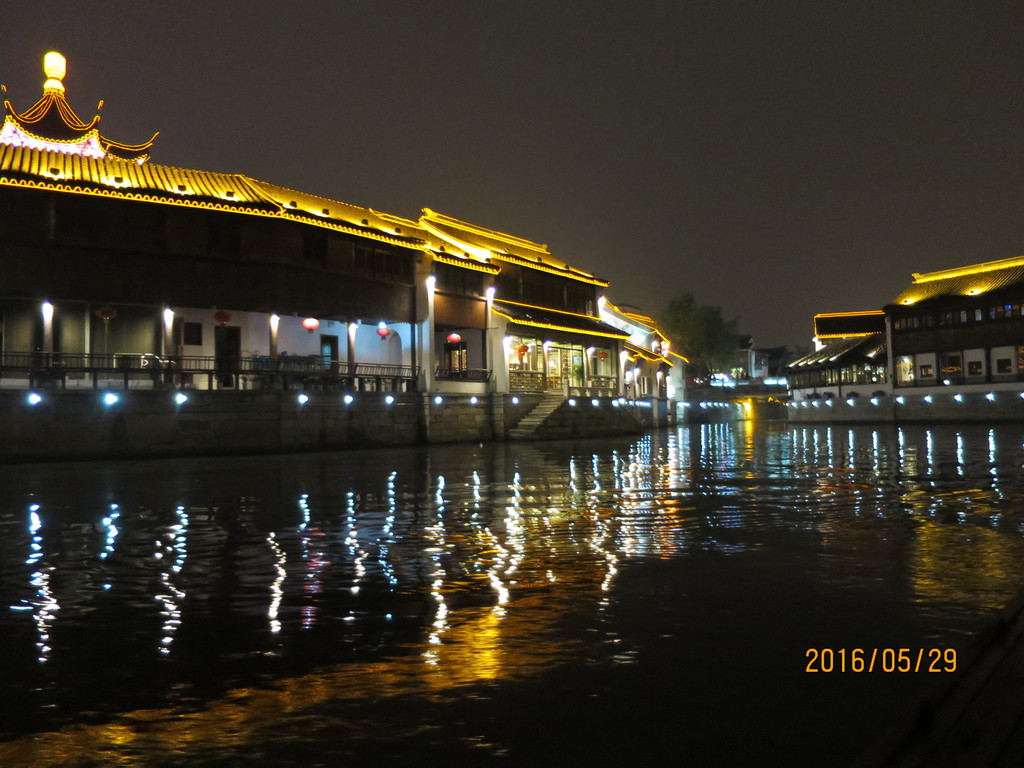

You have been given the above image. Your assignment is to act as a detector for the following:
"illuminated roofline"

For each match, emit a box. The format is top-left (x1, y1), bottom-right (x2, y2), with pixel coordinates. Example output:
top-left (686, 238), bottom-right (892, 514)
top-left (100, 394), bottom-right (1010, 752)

top-left (422, 208), bottom-right (549, 254)
top-left (815, 332), bottom-right (878, 339)
top-left (491, 299), bottom-right (629, 339)
top-left (0, 175), bottom-right (418, 248)
top-left (493, 298), bottom-right (600, 320)
top-left (625, 343), bottom-right (673, 365)
top-left (813, 310), bottom-right (884, 319)
top-left (491, 251), bottom-right (608, 286)
top-left (421, 208), bottom-right (608, 286)
top-left (911, 255), bottom-right (1024, 283)
top-left (431, 251), bottom-right (501, 274)
top-left (420, 218), bottom-right (493, 260)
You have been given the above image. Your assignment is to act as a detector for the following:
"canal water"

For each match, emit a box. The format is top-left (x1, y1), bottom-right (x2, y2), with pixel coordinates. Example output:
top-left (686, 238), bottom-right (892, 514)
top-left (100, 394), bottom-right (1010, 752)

top-left (2, 422), bottom-right (1024, 766)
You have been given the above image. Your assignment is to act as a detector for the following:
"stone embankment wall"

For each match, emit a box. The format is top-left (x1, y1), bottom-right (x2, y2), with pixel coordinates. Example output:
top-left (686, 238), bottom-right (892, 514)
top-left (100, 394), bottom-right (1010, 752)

top-left (535, 400), bottom-right (647, 439)
top-left (0, 390), bottom-right (645, 462)
top-left (787, 387), bottom-right (1024, 424)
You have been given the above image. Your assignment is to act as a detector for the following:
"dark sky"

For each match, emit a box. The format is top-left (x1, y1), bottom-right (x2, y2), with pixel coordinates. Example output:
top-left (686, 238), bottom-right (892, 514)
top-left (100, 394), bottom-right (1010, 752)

top-left (5, 1), bottom-right (1024, 348)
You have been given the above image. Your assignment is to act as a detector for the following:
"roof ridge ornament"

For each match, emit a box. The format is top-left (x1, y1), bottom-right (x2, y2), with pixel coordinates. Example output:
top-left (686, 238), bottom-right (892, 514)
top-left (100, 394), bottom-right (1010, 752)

top-left (43, 52), bottom-right (67, 93)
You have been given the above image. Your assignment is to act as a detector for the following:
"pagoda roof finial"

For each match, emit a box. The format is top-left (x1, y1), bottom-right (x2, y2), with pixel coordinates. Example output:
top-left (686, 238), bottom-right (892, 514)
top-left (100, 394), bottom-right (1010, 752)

top-left (1, 51), bottom-right (158, 162)
top-left (42, 52), bottom-right (67, 93)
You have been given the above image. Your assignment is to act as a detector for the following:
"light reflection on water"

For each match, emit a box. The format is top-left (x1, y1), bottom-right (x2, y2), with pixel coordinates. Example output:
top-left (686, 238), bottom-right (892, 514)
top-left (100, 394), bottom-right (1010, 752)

top-left (2, 423), bottom-right (1024, 765)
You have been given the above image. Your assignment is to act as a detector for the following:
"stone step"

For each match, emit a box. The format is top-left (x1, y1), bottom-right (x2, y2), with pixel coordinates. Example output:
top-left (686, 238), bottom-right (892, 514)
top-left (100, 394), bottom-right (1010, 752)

top-left (508, 395), bottom-right (564, 439)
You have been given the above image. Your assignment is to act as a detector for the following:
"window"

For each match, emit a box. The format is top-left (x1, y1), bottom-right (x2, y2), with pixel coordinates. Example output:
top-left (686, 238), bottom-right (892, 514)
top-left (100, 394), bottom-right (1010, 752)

top-left (919, 364), bottom-right (934, 377)
top-left (183, 322), bottom-right (203, 346)
top-left (940, 353), bottom-right (961, 375)
top-left (896, 357), bottom-right (915, 384)
top-left (997, 358), bottom-right (1013, 374)
top-left (968, 361), bottom-right (983, 376)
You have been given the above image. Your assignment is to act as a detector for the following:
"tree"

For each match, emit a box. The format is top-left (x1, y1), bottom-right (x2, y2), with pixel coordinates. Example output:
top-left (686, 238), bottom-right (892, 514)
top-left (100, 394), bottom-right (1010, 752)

top-left (656, 294), bottom-right (742, 378)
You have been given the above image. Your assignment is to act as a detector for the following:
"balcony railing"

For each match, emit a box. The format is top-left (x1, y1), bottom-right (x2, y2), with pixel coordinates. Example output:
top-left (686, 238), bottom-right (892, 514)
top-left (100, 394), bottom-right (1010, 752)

top-left (568, 376), bottom-right (619, 398)
top-left (435, 366), bottom-right (491, 382)
top-left (0, 351), bottom-right (419, 392)
top-left (509, 370), bottom-right (545, 393)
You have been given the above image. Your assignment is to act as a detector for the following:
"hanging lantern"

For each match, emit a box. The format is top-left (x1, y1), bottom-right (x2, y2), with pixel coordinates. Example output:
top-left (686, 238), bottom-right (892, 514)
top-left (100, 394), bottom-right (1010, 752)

top-left (597, 352), bottom-right (608, 361)
top-left (95, 305), bottom-right (117, 322)
top-left (377, 322), bottom-right (391, 339)
top-left (302, 317), bottom-right (320, 333)
top-left (517, 343), bottom-right (529, 362)
top-left (446, 332), bottom-right (462, 344)
top-left (214, 310), bottom-right (232, 327)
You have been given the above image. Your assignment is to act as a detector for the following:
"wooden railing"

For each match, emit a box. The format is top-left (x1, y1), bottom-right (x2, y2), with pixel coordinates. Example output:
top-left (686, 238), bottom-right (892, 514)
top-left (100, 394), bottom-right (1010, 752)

top-left (435, 366), bottom-right (491, 382)
top-left (509, 370), bottom-right (545, 393)
top-left (0, 352), bottom-right (419, 392)
top-left (568, 376), bottom-right (619, 398)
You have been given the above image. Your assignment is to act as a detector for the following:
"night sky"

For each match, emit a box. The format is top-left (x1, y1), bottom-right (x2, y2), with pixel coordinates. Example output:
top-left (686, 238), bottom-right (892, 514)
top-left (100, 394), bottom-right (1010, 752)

top-left (4, 1), bottom-right (1024, 348)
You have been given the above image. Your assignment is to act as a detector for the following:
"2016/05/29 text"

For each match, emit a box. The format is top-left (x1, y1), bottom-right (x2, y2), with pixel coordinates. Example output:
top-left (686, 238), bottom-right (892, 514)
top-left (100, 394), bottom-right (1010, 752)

top-left (805, 648), bottom-right (957, 673)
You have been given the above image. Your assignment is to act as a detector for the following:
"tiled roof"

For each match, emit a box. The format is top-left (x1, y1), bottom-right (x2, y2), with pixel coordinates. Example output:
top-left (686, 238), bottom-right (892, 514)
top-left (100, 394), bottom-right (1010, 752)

top-left (0, 144), bottom-right (424, 248)
top-left (788, 333), bottom-right (886, 370)
top-left (421, 209), bottom-right (609, 286)
top-left (492, 300), bottom-right (629, 339)
top-left (891, 256), bottom-right (1024, 307)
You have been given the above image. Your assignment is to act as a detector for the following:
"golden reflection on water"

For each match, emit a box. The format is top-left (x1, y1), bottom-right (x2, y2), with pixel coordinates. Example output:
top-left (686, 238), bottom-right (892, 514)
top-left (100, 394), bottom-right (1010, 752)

top-left (3, 424), bottom-right (1024, 765)
top-left (910, 522), bottom-right (1024, 611)
top-left (0, 590), bottom-right (582, 767)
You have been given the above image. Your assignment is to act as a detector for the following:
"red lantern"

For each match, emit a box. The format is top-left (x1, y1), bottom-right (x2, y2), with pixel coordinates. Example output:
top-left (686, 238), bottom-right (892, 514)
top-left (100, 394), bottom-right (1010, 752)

top-left (597, 352), bottom-right (608, 361)
top-left (214, 310), bottom-right (232, 327)
top-left (517, 343), bottom-right (528, 362)
top-left (95, 305), bottom-right (118, 321)
top-left (302, 317), bottom-right (320, 333)
top-left (377, 323), bottom-right (391, 339)
top-left (446, 332), bottom-right (462, 344)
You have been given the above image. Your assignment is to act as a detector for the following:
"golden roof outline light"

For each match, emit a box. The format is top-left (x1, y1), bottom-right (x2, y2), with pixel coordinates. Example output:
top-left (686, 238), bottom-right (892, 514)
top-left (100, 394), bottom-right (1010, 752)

top-left (0, 145), bottom-right (423, 249)
top-left (491, 299), bottom-right (630, 340)
top-left (813, 310), bottom-right (884, 318)
top-left (911, 255), bottom-right (1024, 283)
top-left (420, 208), bottom-right (609, 286)
top-left (1, 51), bottom-right (158, 162)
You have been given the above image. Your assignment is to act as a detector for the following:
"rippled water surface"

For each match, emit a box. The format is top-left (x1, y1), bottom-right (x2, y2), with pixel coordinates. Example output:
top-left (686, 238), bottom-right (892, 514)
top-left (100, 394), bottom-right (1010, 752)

top-left (3, 422), bottom-right (1024, 765)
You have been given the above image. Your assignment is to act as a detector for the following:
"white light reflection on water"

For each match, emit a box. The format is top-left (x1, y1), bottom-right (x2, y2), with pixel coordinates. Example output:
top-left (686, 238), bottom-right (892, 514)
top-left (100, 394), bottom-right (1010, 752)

top-left (156, 506), bottom-right (188, 655)
top-left (267, 532), bottom-right (285, 634)
top-left (926, 429), bottom-right (935, 476)
top-left (380, 471), bottom-right (398, 587)
top-left (6, 425), bottom-right (1024, 766)
top-left (298, 493), bottom-right (327, 628)
top-left (100, 504), bottom-right (120, 560)
top-left (424, 474), bottom-right (450, 662)
top-left (22, 504), bottom-right (58, 663)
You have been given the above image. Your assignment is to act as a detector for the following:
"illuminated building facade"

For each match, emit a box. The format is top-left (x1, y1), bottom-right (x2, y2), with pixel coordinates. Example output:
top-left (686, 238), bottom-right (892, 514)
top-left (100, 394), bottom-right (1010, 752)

top-left (789, 257), bottom-right (1024, 421)
top-left (788, 312), bottom-right (888, 406)
top-left (0, 52), bottom-right (668, 444)
top-left (887, 256), bottom-right (1024, 390)
top-left (599, 300), bottom-right (685, 423)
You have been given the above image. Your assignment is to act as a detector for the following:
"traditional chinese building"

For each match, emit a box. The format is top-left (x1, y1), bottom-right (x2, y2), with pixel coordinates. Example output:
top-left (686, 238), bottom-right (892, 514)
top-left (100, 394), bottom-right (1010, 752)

top-left (788, 257), bottom-right (1024, 422)
top-left (787, 311), bottom-right (888, 407)
top-left (598, 300), bottom-right (685, 424)
top-left (0, 52), bottom-right (662, 455)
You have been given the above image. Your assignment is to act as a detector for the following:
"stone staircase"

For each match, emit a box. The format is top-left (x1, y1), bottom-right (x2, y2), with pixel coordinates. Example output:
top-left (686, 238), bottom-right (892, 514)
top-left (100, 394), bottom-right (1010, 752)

top-left (508, 393), bottom-right (565, 440)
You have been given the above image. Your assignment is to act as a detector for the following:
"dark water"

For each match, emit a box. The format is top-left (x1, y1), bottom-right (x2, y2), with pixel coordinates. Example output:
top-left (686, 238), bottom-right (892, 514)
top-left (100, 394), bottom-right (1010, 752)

top-left (3, 422), bottom-right (1024, 766)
